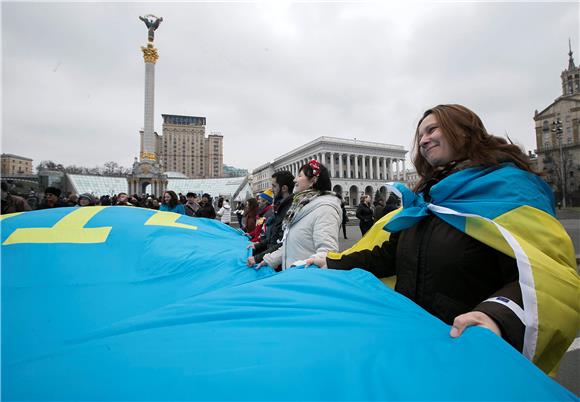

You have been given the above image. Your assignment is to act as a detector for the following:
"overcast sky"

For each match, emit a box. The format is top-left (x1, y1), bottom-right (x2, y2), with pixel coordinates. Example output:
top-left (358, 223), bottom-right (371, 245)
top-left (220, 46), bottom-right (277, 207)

top-left (2, 1), bottom-right (578, 172)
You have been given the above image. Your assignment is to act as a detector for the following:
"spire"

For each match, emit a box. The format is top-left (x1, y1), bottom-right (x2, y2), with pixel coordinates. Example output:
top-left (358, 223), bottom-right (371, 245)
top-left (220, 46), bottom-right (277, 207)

top-left (568, 38), bottom-right (576, 71)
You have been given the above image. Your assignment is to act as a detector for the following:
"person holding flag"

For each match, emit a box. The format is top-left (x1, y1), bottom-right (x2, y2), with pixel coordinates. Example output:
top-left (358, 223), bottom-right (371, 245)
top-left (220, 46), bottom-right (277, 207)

top-left (306, 104), bottom-right (579, 376)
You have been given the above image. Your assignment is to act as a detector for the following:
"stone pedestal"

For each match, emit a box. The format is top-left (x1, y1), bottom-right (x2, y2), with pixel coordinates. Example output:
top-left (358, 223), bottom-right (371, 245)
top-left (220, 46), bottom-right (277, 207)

top-left (127, 158), bottom-right (167, 197)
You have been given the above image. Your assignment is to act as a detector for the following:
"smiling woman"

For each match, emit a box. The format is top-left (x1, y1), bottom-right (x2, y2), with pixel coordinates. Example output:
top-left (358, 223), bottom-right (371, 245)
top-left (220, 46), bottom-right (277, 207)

top-left (412, 104), bottom-right (535, 191)
top-left (308, 104), bottom-right (580, 376)
top-left (417, 114), bottom-right (458, 168)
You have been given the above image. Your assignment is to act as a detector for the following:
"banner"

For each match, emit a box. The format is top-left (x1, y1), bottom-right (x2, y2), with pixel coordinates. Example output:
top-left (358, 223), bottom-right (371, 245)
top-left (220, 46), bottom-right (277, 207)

top-left (2, 207), bottom-right (575, 400)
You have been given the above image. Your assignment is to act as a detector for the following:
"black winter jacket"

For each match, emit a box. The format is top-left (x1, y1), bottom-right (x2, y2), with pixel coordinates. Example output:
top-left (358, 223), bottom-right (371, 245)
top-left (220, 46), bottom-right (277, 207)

top-left (328, 168), bottom-right (525, 352)
top-left (253, 195), bottom-right (293, 264)
top-left (356, 203), bottom-right (374, 224)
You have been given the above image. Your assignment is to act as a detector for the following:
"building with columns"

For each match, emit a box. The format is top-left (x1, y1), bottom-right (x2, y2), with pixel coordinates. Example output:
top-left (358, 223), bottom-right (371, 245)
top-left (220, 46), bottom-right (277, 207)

top-left (251, 136), bottom-right (407, 207)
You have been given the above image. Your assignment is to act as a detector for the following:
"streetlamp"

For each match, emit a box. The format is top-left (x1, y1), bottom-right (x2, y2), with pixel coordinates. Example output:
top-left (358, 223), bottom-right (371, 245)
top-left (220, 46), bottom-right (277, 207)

top-left (551, 119), bottom-right (566, 208)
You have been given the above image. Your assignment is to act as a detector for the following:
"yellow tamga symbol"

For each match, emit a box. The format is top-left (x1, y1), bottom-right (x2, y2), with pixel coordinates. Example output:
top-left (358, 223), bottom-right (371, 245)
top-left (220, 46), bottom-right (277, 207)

top-left (2, 207), bottom-right (112, 245)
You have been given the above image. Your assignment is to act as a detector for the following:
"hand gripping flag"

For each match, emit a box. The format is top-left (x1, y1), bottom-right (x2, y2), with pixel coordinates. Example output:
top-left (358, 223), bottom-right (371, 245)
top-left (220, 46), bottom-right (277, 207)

top-left (1, 204), bottom-right (577, 400)
top-left (329, 163), bottom-right (580, 376)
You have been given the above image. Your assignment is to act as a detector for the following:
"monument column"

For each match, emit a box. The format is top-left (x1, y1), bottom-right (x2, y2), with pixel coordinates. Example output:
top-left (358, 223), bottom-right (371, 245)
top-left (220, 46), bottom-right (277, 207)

top-left (128, 14), bottom-right (167, 197)
top-left (139, 14), bottom-right (163, 162)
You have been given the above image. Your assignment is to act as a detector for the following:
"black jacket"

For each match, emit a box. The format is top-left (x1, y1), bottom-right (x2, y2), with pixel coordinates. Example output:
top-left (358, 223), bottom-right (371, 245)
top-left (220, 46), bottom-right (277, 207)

top-left (195, 203), bottom-right (216, 219)
top-left (328, 167), bottom-right (524, 352)
top-left (356, 203), bottom-right (373, 224)
top-left (253, 195), bottom-right (293, 264)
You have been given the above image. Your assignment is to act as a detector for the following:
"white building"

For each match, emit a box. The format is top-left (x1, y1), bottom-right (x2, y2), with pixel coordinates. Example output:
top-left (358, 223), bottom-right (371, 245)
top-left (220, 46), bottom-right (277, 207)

top-left (252, 136), bottom-right (407, 207)
top-left (250, 162), bottom-right (275, 194)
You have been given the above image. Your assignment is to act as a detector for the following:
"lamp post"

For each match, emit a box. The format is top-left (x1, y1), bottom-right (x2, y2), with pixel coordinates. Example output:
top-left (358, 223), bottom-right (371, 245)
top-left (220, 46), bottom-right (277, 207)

top-left (551, 119), bottom-right (566, 208)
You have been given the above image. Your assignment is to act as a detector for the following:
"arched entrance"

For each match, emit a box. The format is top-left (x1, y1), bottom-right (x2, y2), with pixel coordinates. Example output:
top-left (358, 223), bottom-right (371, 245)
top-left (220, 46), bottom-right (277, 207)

top-left (142, 182), bottom-right (151, 195)
top-left (378, 185), bottom-right (387, 200)
top-left (364, 185), bottom-right (374, 197)
top-left (349, 185), bottom-right (358, 207)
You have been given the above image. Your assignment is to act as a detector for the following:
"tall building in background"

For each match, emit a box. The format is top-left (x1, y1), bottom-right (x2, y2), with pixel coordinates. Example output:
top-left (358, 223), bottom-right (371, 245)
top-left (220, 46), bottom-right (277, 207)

top-left (533, 40), bottom-right (580, 206)
top-left (158, 114), bottom-right (223, 178)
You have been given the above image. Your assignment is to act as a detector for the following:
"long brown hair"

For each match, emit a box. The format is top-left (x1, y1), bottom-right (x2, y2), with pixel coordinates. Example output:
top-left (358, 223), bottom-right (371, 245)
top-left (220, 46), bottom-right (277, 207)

top-left (244, 198), bottom-right (258, 216)
top-left (163, 190), bottom-right (179, 209)
top-left (412, 104), bottom-right (536, 190)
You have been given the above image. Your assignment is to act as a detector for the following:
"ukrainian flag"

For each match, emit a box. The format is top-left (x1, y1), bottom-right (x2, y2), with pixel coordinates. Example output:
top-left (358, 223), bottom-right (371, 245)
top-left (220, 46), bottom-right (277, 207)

top-left (330, 163), bottom-right (580, 376)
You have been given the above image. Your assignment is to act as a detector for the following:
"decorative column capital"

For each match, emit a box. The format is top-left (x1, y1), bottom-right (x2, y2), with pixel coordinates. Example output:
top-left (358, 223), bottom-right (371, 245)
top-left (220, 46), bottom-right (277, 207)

top-left (140, 151), bottom-right (157, 161)
top-left (141, 44), bottom-right (159, 64)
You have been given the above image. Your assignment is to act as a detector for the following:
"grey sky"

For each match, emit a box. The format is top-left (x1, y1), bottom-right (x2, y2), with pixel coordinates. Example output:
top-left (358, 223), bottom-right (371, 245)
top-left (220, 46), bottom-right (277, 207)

top-left (2, 1), bottom-right (578, 172)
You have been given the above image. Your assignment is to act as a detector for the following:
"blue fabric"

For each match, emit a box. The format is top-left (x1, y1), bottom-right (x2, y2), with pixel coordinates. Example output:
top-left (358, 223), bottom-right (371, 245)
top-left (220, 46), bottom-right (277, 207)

top-left (385, 164), bottom-right (555, 233)
top-left (1, 207), bottom-right (575, 400)
top-left (159, 203), bottom-right (186, 214)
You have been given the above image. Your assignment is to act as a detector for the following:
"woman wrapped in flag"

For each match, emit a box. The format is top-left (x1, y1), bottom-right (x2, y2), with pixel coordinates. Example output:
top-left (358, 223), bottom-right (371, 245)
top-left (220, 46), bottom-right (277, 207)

top-left (306, 104), bottom-right (579, 375)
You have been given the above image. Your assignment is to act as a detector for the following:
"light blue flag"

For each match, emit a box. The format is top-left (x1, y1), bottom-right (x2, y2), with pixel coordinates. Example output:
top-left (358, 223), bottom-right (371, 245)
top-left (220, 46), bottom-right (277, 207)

top-left (1, 207), bottom-right (576, 400)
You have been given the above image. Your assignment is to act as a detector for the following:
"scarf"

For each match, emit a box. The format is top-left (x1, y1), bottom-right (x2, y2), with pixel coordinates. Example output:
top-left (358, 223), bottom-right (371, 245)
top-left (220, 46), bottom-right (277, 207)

top-left (330, 163), bottom-right (579, 375)
top-left (282, 189), bottom-right (325, 231)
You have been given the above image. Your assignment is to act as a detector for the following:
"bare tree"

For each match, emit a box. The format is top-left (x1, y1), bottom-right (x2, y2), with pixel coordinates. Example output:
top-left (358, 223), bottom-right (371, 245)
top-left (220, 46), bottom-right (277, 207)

top-left (36, 160), bottom-right (65, 172)
top-left (543, 148), bottom-right (572, 205)
top-left (103, 161), bottom-right (119, 175)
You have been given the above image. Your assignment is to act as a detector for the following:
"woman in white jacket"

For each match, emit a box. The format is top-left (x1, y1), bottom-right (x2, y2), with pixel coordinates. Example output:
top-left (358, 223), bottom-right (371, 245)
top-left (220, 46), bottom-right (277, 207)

top-left (261, 160), bottom-right (341, 271)
top-left (217, 199), bottom-right (231, 225)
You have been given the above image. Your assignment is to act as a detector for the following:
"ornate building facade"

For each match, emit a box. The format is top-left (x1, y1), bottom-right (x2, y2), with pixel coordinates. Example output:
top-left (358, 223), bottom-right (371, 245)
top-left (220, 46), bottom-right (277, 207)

top-left (251, 136), bottom-right (407, 207)
top-left (533, 41), bottom-right (580, 206)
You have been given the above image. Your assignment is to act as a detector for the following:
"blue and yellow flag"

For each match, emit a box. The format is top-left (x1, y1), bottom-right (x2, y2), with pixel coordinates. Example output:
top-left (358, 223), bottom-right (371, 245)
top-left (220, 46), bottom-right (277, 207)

top-left (331, 163), bottom-right (580, 376)
top-left (1, 205), bottom-right (577, 400)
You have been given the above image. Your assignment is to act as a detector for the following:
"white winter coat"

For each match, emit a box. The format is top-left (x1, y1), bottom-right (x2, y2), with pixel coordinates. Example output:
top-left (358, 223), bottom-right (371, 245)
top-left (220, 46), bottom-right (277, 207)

top-left (218, 202), bottom-right (231, 224)
top-left (262, 194), bottom-right (341, 270)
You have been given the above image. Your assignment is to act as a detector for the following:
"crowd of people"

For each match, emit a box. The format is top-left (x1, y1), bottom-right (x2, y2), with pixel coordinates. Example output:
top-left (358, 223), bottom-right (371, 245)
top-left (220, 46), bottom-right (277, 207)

top-left (1, 103), bottom-right (577, 374)
top-left (0, 185), bottom-right (230, 221)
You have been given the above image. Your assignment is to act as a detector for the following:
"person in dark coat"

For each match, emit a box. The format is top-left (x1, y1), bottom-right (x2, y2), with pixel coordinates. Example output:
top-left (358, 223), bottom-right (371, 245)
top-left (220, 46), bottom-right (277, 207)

top-left (195, 193), bottom-right (216, 219)
top-left (383, 193), bottom-right (400, 215)
top-left (304, 104), bottom-right (580, 375)
top-left (340, 198), bottom-right (349, 239)
top-left (247, 170), bottom-right (295, 266)
top-left (373, 197), bottom-right (387, 221)
top-left (37, 187), bottom-right (66, 209)
top-left (1, 182), bottom-right (31, 214)
top-left (184, 192), bottom-right (200, 216)
top-left (355, 195), bottom-right (374, 235)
